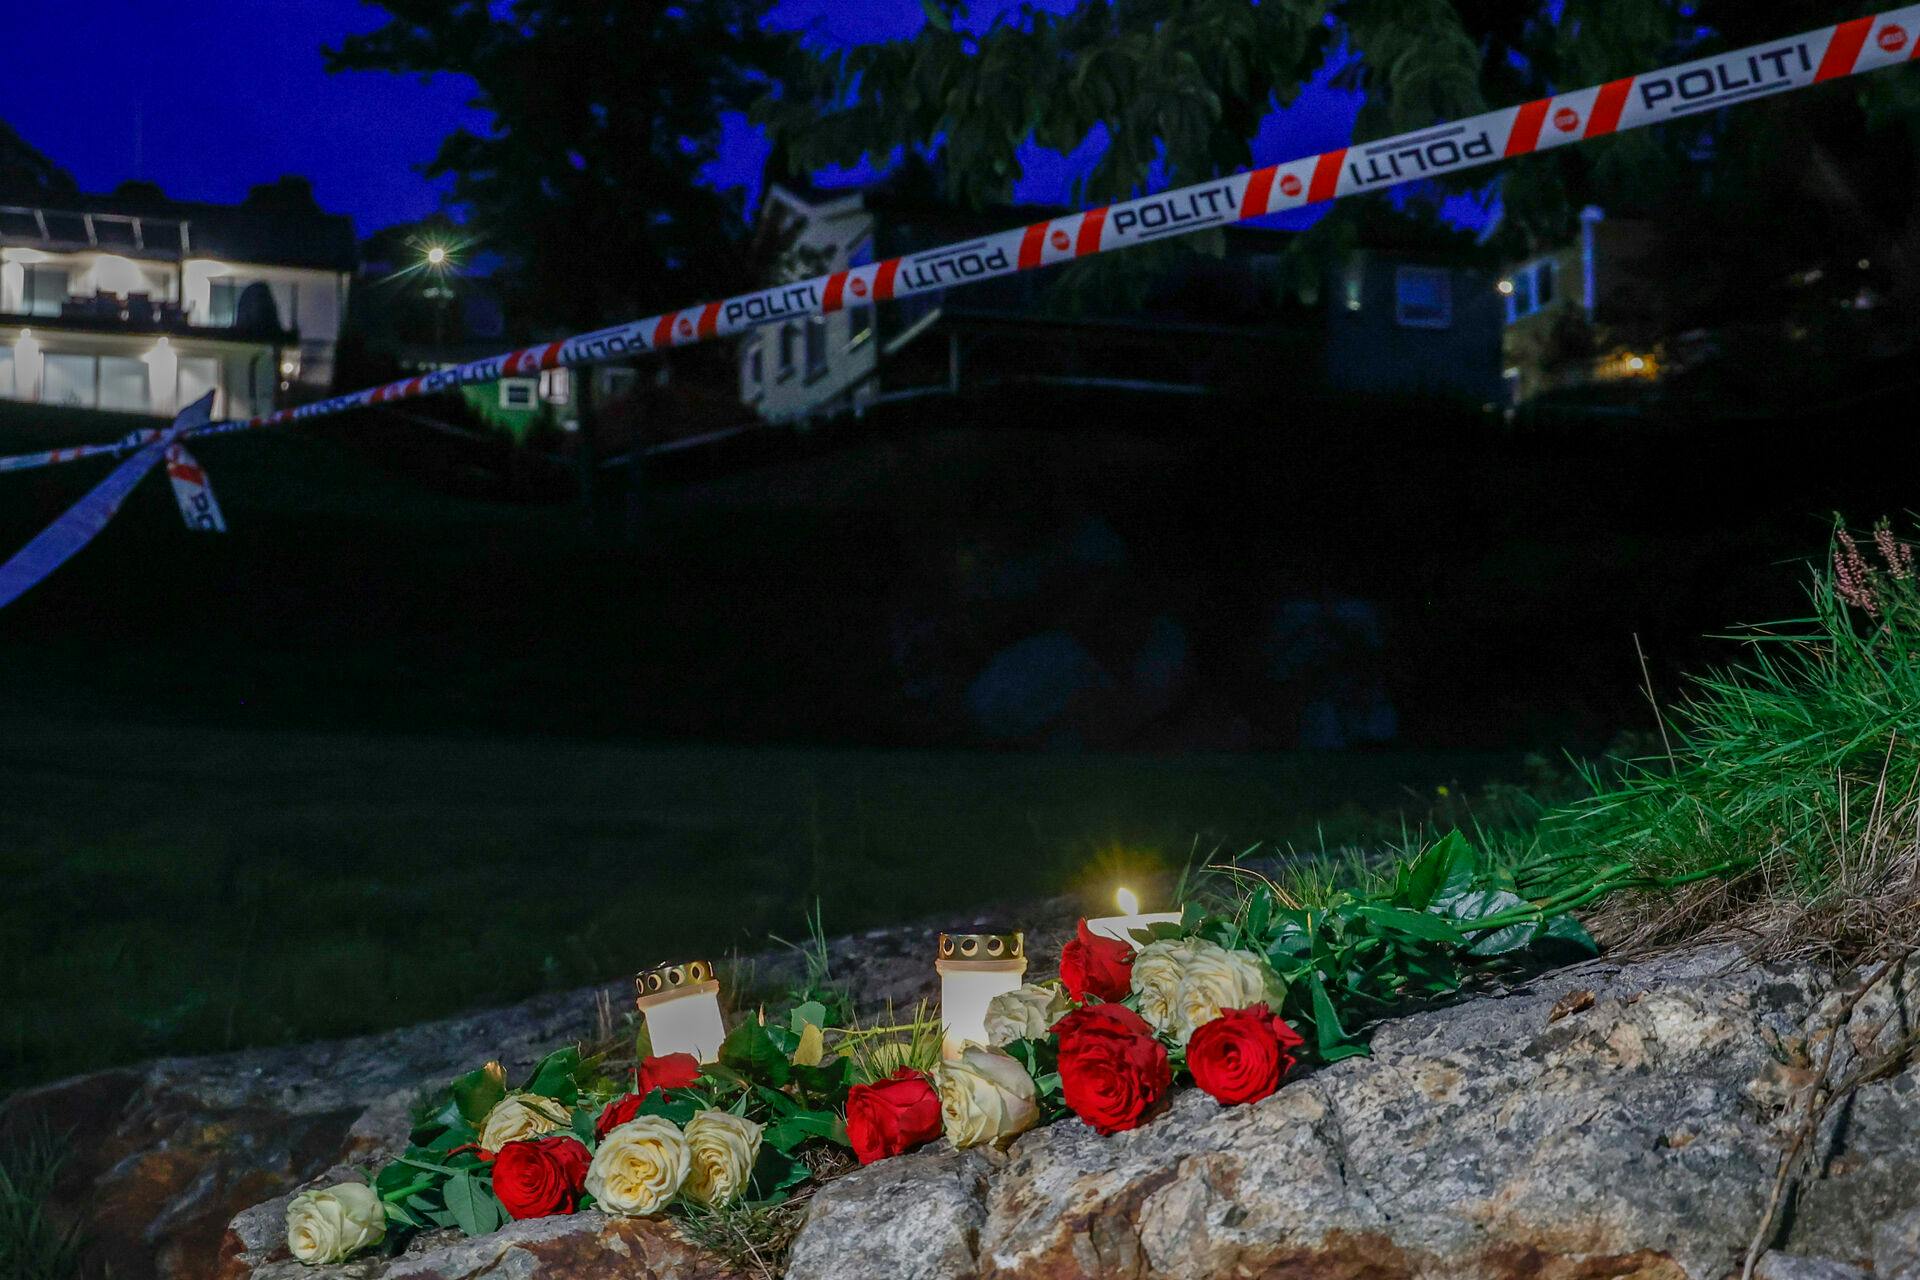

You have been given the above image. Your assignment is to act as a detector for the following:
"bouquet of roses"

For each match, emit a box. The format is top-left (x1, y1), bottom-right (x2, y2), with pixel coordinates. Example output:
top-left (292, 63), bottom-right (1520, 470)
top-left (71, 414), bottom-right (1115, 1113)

top-left (286, 1003), bottom-right (851, 1266)
top-left (828, 921), bottom-right (1303, 1169)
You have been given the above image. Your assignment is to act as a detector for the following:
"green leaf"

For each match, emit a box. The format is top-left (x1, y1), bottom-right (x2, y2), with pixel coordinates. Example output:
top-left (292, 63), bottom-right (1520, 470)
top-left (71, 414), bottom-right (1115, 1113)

top-left (719, 1020), bottom-right (792, 1087)
top-left (1355, 905), bottom-right (1469, 945)
top-left (791, 1055), bottom-right (852, 1103)
top-left (918, 0), bottom-right (951, 33)
top-left (1307, 971), bottom-right (1352, 1059)
top-left (521, 1048), bottom-right (582, 1104)
top-left (790, 1001), bottom-right (829, 1035)
top-left (762, 1109), bottom-right (844, 1153)
top-left (1540, 912), bottom-right (1599, 955)
top-left (1245, 886), bottom-right (1273, 944)
top-left (746, 1144), bottom-right (810, 1202)
top-left (442, 1172), bottom-right (501, 1238)
top-left (448, 1064), bottom-right (508, 1127)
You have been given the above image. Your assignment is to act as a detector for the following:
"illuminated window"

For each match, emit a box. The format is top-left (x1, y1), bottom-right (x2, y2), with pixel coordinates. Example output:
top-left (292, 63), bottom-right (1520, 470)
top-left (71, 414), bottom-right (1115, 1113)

top-left (41, 353), bottom-right (95, 407)
top-left (499, 378), bottom-right (537, 409)
top-left (99, 356), bottom-right (149, 412)
top-left (24, 266), bottom-right (68, 317)
top-left (1393, 267), bottom-right (1452, 329)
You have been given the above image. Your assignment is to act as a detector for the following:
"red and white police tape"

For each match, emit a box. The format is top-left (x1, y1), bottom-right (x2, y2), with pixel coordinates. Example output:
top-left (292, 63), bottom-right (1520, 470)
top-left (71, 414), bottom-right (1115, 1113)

top-left (4, 4), bottom-right (1920, 481)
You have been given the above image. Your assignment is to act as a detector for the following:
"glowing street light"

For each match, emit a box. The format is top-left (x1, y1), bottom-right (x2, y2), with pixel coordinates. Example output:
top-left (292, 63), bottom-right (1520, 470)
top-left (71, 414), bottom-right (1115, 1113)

top-left (425, 245), bottom-right (449, 268)
top-left (1496, 278), bottom-right (1515, 296)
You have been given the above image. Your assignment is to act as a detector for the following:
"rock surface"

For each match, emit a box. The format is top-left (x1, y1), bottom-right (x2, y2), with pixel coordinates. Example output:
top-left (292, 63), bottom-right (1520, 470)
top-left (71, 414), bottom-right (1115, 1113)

top-left (793, 945), bottom-right (1920, 1280)
top-left (218, 1173), bottom-right (715, 1280)
top-left (13, 930), bottom-right (1920, 1279)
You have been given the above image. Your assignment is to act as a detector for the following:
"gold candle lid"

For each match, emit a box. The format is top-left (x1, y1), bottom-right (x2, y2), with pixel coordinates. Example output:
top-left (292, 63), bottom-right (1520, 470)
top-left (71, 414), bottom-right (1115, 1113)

top-left (937, 931), bottom-right (1024, 962)
top-left (635, 959), bottom-right (717, 999)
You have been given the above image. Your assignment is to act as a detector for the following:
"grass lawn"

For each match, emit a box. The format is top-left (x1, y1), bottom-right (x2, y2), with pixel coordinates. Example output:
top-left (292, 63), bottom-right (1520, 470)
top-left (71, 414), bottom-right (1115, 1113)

top-left (0, 718), bottom-right (1509, 1093)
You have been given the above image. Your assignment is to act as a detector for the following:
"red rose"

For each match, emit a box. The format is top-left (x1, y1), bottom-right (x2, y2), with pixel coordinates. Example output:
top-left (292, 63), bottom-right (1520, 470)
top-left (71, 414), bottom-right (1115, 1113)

top-left (1186, 1004), bottom-right (1304, 1106)
top-left (1054, 1003), bottom-right (1171, 1134)
top-left (490, 1135), bottom-right (591, 1219)
top-left (596, 1053), bottom-right (703, 1137)
top-left (637, 1052), bottom-right (701, 1095)
top-left (844, 1068), bottom-right (942, 1165)
top-left (1059, 920), bottom-right (1135, 1004)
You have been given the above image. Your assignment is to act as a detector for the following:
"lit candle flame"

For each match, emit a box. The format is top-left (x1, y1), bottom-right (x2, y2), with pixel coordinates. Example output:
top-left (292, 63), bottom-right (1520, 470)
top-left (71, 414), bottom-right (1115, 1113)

top-left (1115, 887), bottom-right (1139, 915)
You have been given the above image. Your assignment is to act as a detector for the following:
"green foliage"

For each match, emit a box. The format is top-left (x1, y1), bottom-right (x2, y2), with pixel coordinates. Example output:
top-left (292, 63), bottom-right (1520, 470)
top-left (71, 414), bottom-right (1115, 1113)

top-left (1514, 518), bottom-right (1920, 942)
top-left (1196, 829), bottom-right (1597, 1057)
top-left (1001, 1035), bottom-right (1066, 1122)
top-left (836, 1001), bottom-right (945, 1085)
top-left (760, 0), bottom-right (1681, 243)
top-left (0, 1124), bottom-right (83, 1280)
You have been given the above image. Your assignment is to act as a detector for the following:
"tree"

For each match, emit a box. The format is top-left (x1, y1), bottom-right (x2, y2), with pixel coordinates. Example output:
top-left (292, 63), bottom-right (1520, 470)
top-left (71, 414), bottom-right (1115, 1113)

top-left (244, 175), bottom-right (325, 214)
top-left (759, 1), bottom-right (1681, 236)
top-left (0, 120), bottom-right (76, 203)
top-left (327, 1), bottom-right (785, 330)
top-left (761, 1), bottom-right (1920, 375)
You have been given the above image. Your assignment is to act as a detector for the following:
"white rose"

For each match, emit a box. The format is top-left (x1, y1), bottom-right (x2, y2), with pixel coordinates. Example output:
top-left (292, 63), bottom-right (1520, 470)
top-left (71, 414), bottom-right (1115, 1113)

top-left (682, 1110), bottom-right (763, 1208)
top-left (586, 1116), bottom-right (689, 1216)
top-left (285, 1181), bottom-right (386, 1265)
top-left (983, 983), bottom-right (1069, 1047)
top-left (1130, 939), bottom-right (1199, 1038)
top-left (937, 1045), bottom-right (1040, 1150)
top-left (477, 1092), bottom-right (572, 1151)
top-left (1173, 940), bottom-right (1285, 1046)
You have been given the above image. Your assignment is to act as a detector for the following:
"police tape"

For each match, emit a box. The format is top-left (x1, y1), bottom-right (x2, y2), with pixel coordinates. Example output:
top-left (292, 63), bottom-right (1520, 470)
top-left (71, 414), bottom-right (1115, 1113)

top-left (165, 444), bottom-right (227, 533)
top-left (0, 394), bottom-right (213, 608)
top-left (5, 4), bottom-right (1920, 481)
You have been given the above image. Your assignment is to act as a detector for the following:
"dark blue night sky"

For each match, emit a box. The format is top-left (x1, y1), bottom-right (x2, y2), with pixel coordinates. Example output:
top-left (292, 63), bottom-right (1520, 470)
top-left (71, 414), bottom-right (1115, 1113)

top-left (1, 1), bottom-right (1408, 240)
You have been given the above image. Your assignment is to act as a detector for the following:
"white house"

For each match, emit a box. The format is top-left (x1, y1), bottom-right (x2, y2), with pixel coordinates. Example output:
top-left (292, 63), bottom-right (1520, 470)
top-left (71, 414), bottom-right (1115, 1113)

top-left (0, 193), bottom-right (356, 420)
top-left (739, 184), bottom-right (883, 423)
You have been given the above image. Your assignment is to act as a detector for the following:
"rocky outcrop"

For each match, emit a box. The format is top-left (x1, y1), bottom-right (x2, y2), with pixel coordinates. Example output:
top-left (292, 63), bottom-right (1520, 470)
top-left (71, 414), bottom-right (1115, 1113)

top-left (14, 930), bottom-right (1920, 1279)
top-left (795, 945), bottom-right (1920, 1280)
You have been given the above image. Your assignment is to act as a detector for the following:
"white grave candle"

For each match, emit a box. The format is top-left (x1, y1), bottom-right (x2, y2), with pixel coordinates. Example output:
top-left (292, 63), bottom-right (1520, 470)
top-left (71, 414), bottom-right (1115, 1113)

top-left (936, 932), bottom-right (1026, 1059)
top-left (635, 959), bottom-right (729, 1062)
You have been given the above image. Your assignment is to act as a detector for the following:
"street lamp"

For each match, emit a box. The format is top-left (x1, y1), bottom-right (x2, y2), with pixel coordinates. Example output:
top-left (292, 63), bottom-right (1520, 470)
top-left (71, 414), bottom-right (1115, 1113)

top-left (422, 245), bottom-right (453, 349)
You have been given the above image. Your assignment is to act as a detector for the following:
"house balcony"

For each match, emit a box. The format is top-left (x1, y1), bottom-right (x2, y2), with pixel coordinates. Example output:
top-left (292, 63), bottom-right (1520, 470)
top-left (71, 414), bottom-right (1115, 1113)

top-left (0, 291), bottom-right (297, 344)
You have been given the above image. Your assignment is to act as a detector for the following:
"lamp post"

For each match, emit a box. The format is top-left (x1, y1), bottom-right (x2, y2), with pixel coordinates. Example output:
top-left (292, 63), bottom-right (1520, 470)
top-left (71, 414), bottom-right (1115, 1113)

top-left (422, 245), bottom-right (452, 352)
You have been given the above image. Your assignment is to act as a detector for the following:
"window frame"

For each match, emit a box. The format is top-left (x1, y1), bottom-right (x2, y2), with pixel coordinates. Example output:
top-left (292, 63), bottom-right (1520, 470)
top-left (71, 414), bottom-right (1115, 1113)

top-left (499, 377), bottom-right (538, 410)
top-left (803, 315), bottom-right (828, 382)
top-left (1392, 265), bottom-right (1453, 330)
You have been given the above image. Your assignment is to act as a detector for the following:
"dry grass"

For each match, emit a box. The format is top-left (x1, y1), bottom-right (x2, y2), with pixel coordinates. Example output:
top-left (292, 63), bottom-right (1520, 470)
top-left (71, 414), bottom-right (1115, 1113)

top-left (676, 1147), bottom-right (855, 1279)
top-left (1584, 749), bottom-right (1920, 965)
